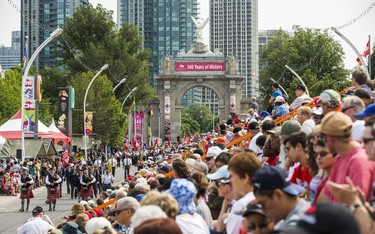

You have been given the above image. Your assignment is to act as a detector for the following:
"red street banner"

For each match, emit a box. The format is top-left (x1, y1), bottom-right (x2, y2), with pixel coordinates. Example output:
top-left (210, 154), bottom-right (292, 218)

top-left (175, 62), bottom-right (225, 71)
top-left (134, 113), bottom-right (143, 142)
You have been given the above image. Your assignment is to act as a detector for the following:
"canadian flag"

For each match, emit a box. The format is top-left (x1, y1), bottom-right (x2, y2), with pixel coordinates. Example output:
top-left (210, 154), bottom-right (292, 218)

top-left (356, 39), bottom-right (371, 66)
top-left (154, 138), bottom-right (159, 149)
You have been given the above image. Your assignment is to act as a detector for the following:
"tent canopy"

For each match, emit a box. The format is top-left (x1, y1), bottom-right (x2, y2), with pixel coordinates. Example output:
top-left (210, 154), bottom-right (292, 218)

top-left (0, 139), bottom-right (50, 159)
top-left (0, 111), bottom-right (71, 146)
top-left (48, 119), bottom-right (72, 145)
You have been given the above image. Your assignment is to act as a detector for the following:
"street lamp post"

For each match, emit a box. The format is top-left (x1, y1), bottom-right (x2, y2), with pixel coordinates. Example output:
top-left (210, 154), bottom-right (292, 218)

top-left (121, 87), bottom-right (138, 111)
top-left (21, 28), bottom-right (63, 162)
top-left (113, 78), bottom-right (127, 92)
top-left (331, 27), bottom-right (370, 78)
top-left (83, 64), bottom-right (109, 161)
top-left (285, 65), bottom-right (310, 97)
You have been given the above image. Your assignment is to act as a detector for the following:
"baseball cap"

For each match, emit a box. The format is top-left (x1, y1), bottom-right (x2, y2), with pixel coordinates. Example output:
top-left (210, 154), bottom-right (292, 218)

top-left (279, 202), bottom-right (360, 234)
top-left (259, 111), bottom-right (270, 117)
top-left (252, 166), bottom-right (300, 196)
top-left (319, 89), bottom-right (341, 104)
top-left (108, 197), bottom-right (140, 216)
top-left (206, 165), bottom-right (231, 182)
top-left (320, 112), bottom-right (352, 137)
top-left (295, 84), bottom-right (306, 92)
top-left (354, 103), bottom-right (375, 119)
top-left (277, 120), bottom-right (301, 137)
top-left (311, 106), bottom-right (323, 116)
top-left (274, 96), bottom-right (285, 103)
top-left (158, 165), bottom-right (171, 173)
top-left (235, 203), bottom-right (265, 217)
top-left (206, 146), bottom-right (223, 160)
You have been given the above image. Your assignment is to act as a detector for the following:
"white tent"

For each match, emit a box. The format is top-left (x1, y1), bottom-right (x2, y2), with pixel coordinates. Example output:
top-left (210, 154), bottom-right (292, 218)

top-left (0, 135), bottom-right (5, 151)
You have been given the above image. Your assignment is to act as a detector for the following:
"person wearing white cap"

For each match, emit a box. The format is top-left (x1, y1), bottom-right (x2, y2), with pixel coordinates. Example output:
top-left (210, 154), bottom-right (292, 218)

top-left (273, 96), bottom-right (289, 118)
top-left (205, 146), bottom-right (222, 174)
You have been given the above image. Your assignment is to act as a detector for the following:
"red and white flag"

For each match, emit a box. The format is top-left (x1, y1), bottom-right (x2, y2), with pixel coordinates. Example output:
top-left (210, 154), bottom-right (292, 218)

top-left (154, 138), bottom-right (159, 149)
top-left (61, 145), bottom-right (69, 166)
top-left (356, 39), bottom-right (371, 65)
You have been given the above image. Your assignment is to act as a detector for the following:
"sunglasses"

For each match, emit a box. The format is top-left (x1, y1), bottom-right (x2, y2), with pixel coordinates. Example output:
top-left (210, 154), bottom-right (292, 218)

top-left (363, 137), bottom-right (375, 144)
top-left (317, 151), bottom-right (330, 157)
top-left (341, 106), bottom-right (355, 113)
top-left (248, 221), bottom-right (269, 231)
top-left (113, 208), bottom-right (130, 216)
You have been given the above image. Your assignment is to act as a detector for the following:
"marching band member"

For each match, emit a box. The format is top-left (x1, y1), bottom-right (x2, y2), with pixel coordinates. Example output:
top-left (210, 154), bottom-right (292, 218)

top-left (80, 168), bottom-right (96, 201)
top-left (45, 167), bottom-right (62, 211)
top-left (19, 167), bottom-right (34, 212)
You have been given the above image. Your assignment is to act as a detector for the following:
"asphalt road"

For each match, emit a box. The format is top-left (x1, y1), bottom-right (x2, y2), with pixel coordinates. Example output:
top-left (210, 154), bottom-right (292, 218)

top-left (0, 166), bottom-right (134, 233)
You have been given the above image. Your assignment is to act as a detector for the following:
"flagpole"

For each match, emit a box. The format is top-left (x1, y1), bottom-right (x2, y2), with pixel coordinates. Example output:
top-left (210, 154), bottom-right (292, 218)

top-left (369, 35), bottom-right (372, 79)
top-left (158, 106), bottom-right (161, 139)
top-left (150, 107), bottom-right (152, 147)
top-left (133, 97), bottom-right (136, 147)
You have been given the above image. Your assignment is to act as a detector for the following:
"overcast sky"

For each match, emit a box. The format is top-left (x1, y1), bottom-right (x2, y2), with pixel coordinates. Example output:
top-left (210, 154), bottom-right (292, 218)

top-left (1, 0), bottom-right (374, 69)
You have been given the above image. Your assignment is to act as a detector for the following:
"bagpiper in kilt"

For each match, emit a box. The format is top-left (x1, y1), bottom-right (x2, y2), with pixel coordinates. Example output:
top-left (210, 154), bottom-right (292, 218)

top-left (80, 168), bottom-right (96, 201)
top-left (45, 167), bottom-right (62, 211)
top-left (19, 168), bottom-right (34, 212)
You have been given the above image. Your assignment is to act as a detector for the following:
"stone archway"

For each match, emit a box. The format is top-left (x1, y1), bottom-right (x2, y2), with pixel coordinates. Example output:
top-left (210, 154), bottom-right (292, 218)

top-left (152, 47), bottom-right (244, 142)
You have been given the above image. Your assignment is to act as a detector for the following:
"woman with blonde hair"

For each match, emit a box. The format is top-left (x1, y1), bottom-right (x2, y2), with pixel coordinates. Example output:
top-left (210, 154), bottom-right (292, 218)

top-left (141, 190), bottom-right (178, 219)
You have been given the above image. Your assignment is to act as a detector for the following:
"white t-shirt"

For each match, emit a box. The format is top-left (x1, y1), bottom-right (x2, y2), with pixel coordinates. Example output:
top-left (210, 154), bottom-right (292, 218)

top-left (176, 213), bottom-right (210, 234)
top-left (249, 131), bottom-right (263, 160)
top-left (352, 120), bottom-right (365, 142)
top-left (301, 119), bottom-right (315, 135)
top-left (226, 192), bottom-right (255, 234)
top-left (17, 217), bottom-right (54, 234)
top-left (290, 93), bottom-right (309, 110)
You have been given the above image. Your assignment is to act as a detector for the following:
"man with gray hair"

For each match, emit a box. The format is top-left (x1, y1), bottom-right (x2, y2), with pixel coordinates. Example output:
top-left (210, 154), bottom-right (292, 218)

top-left (342, 95), bottom-right (365, 141)
top-left (109, 196), bottom-right (140, 234)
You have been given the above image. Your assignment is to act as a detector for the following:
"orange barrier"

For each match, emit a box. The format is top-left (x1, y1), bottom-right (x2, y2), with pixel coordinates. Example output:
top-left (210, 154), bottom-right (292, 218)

top-left (96, 198), bottom-right (116, 217)
top-left (225, 132), bottom-right (253, 149)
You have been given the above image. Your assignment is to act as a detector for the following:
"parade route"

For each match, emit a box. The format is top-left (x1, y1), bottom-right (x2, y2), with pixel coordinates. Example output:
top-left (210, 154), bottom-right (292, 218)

top-left (0, 166), bottom-right (132, 233)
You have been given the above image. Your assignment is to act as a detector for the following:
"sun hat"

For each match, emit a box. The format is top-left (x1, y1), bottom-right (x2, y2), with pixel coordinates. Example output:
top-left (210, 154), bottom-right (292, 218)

top-left (166, 178), bottom-right (197, 214)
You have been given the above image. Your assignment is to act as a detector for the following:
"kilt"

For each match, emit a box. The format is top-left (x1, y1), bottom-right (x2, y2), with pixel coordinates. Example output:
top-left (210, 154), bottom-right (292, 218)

top-left (80, 185), bottom-right (94, 198)
top-left (47, 186), bottom-right (61, 200)
top-left (20, 186), bottom-right (34, 199)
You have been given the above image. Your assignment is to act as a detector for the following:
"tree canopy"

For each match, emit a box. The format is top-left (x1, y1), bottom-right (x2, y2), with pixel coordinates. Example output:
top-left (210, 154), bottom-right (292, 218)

top-left (70, 71), bottom-right (126, 146)
top-left (54, 4), bottom-right (156, 105)
top-left (181, 104), bottom-right (215, 136)
top-left (259, 27), bottom-right (351, 108)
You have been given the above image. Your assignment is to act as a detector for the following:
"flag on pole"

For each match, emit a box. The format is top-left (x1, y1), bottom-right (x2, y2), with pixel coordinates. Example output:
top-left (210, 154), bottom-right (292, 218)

top-left (22, 47), bottom-right (27, 74)
top-left (61, 145), bottom-right (69, 166)
top-left (356, 39), bottom-right (371, 65)
top-left (150, 109), bottom-right (154, 118)
top-left (154, 137), bottom-right (159, 149)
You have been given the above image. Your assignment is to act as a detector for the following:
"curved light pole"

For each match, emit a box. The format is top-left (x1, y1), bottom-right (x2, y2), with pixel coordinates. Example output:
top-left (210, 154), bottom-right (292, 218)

top-left (270, 78), bottom-right (289, 99)
top-left (113, 78), bottom-right (127, 92)
top-left (285, 65), bottom-right (310, 97)
top-left (21, 28), bottom-right (63, 162)
top-left (331, 27), bottom-right (370, 78)
top-left (121, 87), bottom-right (138, 112)
top-left (83, 64), bottom-right (109, 161)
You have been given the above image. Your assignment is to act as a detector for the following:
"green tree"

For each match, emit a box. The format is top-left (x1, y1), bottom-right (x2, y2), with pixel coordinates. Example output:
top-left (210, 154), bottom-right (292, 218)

top-left (70, 71), bottom-right (126, 146)
top-left (55, 4), bottom-right (156, 106)
top-left (0, 66), bottom-right (22, 124)
top-left (181, 104), bottom-right (214, 135)
top-left (259, 27), bottom-right (350, 109)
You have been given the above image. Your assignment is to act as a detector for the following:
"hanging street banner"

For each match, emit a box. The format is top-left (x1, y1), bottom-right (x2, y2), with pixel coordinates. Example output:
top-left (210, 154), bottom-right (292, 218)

top-left (164, 96), bottom-right (171, 141)
top-left (57, 88), bottom-right (70, 135)
top-left (22, 76), bottom-right (35, 134)
top-left (85, 112), bottom-right (93, 135)
top-left (134, 113), bottom-right (143, 142)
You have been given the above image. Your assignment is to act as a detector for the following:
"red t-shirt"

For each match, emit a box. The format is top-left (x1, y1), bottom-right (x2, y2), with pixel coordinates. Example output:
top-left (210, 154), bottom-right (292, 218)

top-left (322, 145), bottom-right (372, 202)
top-left (290, 164), bottom-right (312, 190)
top-left (266, 155), bottom-right (279, 166)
